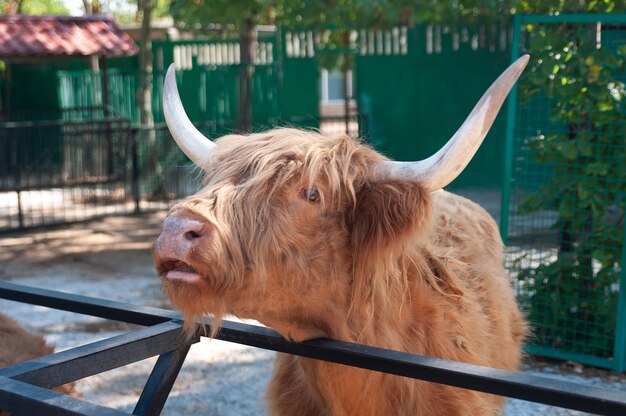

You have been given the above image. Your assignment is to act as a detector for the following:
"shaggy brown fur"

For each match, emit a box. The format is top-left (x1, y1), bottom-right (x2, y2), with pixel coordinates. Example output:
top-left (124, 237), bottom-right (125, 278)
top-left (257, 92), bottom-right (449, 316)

top-left (154, 128), bottom-right (527, 415)
top-left (0, 313), bottom-right (78, 415)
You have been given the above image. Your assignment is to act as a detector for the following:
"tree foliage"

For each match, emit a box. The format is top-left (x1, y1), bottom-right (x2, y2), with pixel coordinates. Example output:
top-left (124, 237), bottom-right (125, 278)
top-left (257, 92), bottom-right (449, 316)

top-left (0, 0), bottom-right (68, 14)
top-left (169, 0), bottom-right (520, 31)
top-left (515, 0), bottom-right (624, 14)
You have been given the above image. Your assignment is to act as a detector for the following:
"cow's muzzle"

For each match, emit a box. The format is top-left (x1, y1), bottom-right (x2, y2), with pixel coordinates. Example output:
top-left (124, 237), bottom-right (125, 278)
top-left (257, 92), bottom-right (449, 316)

top-left (154, 215), bottom-right (209, 284)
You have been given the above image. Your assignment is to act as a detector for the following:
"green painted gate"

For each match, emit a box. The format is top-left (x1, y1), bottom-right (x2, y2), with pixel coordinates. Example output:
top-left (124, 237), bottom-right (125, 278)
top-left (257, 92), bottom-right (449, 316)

top-left (355, 24), bottom-right (511, 189)
top-left (281, 24), bottom-right (511, 188)
top-left (151, 33), bottom-right (319, 133)
top-left (53, 34), bottom-right (320, 133)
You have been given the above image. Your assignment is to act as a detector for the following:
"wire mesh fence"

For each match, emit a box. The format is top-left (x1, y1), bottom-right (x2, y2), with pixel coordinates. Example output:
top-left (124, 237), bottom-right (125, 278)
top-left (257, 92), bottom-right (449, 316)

top-left (502, 14), bottom-right (626, 371)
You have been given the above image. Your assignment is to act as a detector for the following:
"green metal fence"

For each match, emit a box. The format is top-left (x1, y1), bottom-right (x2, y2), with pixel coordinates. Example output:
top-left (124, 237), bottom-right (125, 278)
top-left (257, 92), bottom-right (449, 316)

top-left (355, 24), bottom-right (511, 189)
top-left (54, 34), bottom-right (319, 133)
top-left (280, 24), bottom-right (511, 188)
top-left (152, 37), bottom-right (280, 127)
top-left (502, 14), bottom-right (626, 371)
top-left (58, 68), bottom-right (165, 125)
top-left (7, 25), bottom-right (517, 189)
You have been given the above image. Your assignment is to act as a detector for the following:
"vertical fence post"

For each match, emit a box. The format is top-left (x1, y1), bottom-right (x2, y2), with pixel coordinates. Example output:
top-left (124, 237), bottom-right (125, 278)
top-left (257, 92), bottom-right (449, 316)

top-left (10, 133), bottom-right (24, 230)
top-left (101, 57), bottom-right (114, 177)
top-left (499, 13), bottom-right (522, 244)
top-left (131, 128), bottom-right (141, 213)
top-left (613, 205), bottom-right (626, 372)
top-left (16, 190), bottom-right (24, 230)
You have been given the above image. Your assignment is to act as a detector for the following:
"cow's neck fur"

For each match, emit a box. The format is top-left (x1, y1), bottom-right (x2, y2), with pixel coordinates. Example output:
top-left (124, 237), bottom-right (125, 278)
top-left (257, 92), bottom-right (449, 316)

top-left (263, 242), bottom-right (499, 415)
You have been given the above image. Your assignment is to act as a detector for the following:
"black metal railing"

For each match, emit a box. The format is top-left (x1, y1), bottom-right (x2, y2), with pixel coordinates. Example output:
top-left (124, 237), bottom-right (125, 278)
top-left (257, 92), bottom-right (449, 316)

top-left (0, 109), bottom-right (136, 232)
top-left (0, 281), bottom-right (624, 416)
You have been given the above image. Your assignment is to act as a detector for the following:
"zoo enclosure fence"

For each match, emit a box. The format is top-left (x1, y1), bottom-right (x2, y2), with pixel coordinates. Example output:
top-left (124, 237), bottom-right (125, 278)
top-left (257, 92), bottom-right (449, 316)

top-left (501, 14), bottom-right (626, 372)
top-left (0, 280), bottom-right (625, 416)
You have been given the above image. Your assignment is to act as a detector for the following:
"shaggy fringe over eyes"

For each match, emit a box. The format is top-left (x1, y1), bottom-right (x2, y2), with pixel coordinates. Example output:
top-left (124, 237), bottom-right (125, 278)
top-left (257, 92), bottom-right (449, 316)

top-left (201, 128), bottom-right (377, 206)
top-left (197, 128), bottom-right (381, 280)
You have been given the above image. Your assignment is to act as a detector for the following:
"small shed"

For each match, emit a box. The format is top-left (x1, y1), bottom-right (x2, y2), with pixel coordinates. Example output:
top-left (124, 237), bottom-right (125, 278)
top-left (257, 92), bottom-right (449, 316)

top-left (0, 14), bottom-right (138, 112)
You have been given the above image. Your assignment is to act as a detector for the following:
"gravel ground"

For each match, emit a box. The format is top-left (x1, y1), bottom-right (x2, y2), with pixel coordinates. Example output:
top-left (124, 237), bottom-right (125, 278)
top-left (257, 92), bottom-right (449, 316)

top-left (1, 210), bottom-right (625, 415)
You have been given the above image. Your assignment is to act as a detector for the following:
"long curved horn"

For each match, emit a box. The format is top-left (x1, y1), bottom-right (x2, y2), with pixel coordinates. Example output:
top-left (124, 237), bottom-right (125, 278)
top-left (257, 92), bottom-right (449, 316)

top-left (163, 64), bottom-right (216, 166)
top-left (370, 54), bottom-right (529, 191)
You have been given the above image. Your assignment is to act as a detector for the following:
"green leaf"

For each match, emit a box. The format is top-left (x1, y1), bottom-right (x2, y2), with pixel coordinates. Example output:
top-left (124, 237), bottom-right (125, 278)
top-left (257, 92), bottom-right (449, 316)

top-left (559, 199), bottom-right (576, 219)
top-left (577, 141), bottom-right (594, 157)
top-left (518, 193), bottom-right (543, 214)
top-left (558, 142), bottom-right (577, 161)
top-left (586, 162), bottom-right (609, 177)
top-left (598, 102), bottom-right (614, 112)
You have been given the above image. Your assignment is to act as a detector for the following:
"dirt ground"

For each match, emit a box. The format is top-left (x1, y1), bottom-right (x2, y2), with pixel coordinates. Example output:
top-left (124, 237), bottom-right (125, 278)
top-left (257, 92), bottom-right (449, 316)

top-left (1, 210), bottom-right (625, 415)
top-left (0, 212), bottom-right (165, 287)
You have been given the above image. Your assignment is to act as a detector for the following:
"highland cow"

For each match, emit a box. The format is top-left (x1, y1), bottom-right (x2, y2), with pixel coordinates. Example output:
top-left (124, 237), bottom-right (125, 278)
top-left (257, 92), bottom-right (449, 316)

top-left (0, 313), bottom-right (78, 416)
top-left (154, 55), bottom-right (530, 415)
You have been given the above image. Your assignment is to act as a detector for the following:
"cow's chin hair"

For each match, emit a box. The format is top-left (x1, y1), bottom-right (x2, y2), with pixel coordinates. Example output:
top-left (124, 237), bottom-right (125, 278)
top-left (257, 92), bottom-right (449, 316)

top-left (161, 278), bottom-right (226, 339)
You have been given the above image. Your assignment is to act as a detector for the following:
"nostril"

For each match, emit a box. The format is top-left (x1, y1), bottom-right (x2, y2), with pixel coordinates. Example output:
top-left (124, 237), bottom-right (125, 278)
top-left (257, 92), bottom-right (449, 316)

top-left (162, 216), bottom-right (207, 244)
top-left (184, 229), bottom-right (203, 240)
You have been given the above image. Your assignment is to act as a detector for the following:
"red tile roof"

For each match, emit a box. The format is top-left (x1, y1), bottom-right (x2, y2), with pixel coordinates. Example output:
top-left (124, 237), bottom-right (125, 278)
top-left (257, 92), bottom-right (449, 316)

top-left (0, 15), bottom-right (139, 59)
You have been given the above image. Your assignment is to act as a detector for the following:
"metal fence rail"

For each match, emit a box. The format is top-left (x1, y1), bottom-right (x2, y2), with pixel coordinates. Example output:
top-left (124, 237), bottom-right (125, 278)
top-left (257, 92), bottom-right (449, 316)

top-left (0, 281), bottom-right (624, 416)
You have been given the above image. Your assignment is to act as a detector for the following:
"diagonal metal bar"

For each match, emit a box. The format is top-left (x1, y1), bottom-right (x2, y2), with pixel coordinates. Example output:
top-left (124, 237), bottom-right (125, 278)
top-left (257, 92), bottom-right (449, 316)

top-left (0, 376), bottom-right (128, 416)
top-left (133, 344), bottom-right (193, 416)
top-left (0, 281), bottom-right (179, 326)
top-left (0, 321), bottom-right (198, 389)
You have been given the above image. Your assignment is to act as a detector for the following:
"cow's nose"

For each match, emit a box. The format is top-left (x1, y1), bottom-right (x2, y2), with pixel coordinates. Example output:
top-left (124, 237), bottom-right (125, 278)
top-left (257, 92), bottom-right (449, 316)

top-left (164, 215), bottom-right (207, 241)
top-left (155, 215), bottom-right (209, 259)
top-left (181, 221), bottom-right (206, 241)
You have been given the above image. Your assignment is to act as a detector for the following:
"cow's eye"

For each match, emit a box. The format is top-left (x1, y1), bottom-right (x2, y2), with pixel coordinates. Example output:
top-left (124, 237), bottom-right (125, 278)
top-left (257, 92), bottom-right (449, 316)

top-left (301, 187), bottom-right (321, 203)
